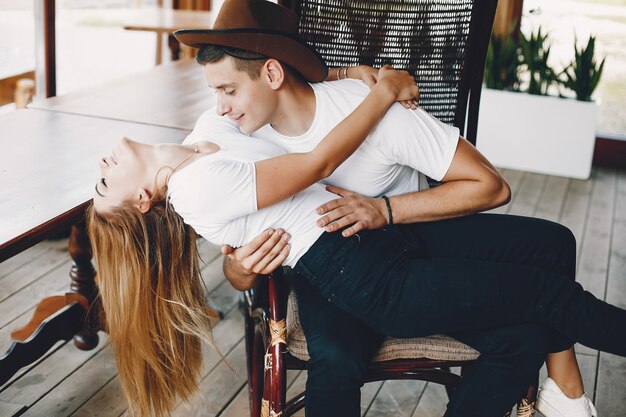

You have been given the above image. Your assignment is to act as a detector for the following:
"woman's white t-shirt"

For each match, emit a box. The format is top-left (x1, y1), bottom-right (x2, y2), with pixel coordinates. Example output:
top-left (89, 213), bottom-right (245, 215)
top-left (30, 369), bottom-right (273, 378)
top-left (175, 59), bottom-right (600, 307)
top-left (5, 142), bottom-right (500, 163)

top-left (167, 137), bottom-right (333, 267)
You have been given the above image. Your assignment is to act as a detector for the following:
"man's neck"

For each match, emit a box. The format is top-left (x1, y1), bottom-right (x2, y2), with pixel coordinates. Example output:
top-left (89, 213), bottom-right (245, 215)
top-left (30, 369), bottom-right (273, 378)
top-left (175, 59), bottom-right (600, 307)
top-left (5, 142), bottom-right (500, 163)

top-left (269, 80), bottom-right (316, 137)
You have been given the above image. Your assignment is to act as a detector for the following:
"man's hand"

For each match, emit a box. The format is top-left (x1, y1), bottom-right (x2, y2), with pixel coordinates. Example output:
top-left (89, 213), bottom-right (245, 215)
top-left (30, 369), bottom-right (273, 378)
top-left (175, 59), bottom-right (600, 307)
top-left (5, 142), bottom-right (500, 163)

top-left (316, 186), bottom-right (388, 237)
top-left (223, 228), bottom-right (291, 277)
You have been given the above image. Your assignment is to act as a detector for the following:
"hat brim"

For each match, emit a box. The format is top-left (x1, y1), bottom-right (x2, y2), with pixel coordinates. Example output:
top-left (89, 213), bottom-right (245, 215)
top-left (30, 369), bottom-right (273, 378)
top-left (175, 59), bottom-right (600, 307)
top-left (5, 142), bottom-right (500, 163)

top-left (174, 29), bottom-right (328, 82)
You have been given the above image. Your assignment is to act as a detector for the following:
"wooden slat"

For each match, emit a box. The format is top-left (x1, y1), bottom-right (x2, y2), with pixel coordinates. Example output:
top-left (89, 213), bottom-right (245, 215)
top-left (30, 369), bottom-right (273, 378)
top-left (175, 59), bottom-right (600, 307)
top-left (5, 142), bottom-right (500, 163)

top-left (576, 168), bottom-right (617, 298)
top-left (170, 341), bottom-right (247, 417)
top-left (559, 176), bottom-right (595, 267)
top-left (287, 371), bottom-right (306, 417)
top-left (0, 239), bottom-right (67, 304)
top-left (211, 386), bottom-right (249, 417)
top-left (534, 175), bottom-right (570, 222)
top-left (0, 242), bottom-right (51, 281)
top-left (411, 382), bottom-right (448, 417)
top-left (594, 170), bottom-right (626, 415)
top-left (68, 377), bottom-right (126, 417)
top-left (361, 381), bottom-right (385, 416)
top-left (605, 170), bottom-right (626, 311)
top-left (364, 380), bottom-right (426, 417)
top-left (20, 345), bottom-right (116, 417)
top-left (0, 400), bottom-right (26, 417)
top-left (595, 353), bottom-right (626, 416)
top-left (0, 259), bottom-right (73, 331)
top-left (0, 334), bottom-right (108, 407)
top-left (507, 172), bottom-right (548, 217)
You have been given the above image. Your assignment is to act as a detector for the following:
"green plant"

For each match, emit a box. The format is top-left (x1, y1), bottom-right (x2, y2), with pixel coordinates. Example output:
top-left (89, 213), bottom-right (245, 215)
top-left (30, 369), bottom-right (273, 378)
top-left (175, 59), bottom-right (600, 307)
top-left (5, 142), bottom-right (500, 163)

top-left (484, 27), bottom-right (521, 91)
top-left (519, 27), bottom-right (557, 95)
top-left (560, 35), bottom-right (606, 101)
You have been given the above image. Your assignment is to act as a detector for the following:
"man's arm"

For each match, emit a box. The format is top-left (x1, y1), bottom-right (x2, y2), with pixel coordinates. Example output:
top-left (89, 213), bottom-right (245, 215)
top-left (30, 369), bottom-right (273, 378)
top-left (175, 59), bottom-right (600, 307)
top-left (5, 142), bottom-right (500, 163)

top-left (316, 137), bottom-right (511, 236)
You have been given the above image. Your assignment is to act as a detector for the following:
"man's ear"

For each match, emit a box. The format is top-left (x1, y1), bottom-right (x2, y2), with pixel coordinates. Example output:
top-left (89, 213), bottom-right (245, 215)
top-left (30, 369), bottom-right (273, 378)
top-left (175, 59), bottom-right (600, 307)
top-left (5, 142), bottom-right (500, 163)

top-left (264, 59), bottom-right (285, 90)
top-left (137, 188), bottom-right (152, 214)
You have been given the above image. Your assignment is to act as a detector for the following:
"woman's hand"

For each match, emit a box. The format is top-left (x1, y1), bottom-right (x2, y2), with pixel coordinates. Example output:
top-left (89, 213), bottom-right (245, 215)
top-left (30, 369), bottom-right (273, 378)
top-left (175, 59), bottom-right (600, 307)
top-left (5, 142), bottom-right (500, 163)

top-left (328, 65), bottom-right (420, 110)
top-left (357, 65), bottom-right (419, 110)
top-left (354, 65), bottom-right (379, 88)
top-left (375, 65), bottom-right (420, 109)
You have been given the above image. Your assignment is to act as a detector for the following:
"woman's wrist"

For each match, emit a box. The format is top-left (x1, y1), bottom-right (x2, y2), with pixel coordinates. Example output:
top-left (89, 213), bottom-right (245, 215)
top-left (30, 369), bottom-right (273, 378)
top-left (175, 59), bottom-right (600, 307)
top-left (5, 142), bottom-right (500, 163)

top-left (348, 66), bottom-right (363, 80)
top-left (373, 79), bottom-right (399, 103)
top-left (331, 66), bottom-right (360, 81)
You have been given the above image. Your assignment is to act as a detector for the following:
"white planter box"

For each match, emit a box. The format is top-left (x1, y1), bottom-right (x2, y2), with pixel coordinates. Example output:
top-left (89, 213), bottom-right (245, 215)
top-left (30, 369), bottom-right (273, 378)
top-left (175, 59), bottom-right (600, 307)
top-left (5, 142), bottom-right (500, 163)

top-left (476, 88), bottom-right (598, 180)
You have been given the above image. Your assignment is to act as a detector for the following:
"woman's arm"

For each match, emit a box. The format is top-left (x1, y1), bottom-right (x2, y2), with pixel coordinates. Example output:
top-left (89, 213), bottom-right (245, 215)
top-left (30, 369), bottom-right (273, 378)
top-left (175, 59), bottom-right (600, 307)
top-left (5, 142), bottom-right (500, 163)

top-left (327, 65), bottom-right (420, 110)
top-left (326, 65), bottom-right (377, 83)
top-left (255, 66), bottom-right (419, 209)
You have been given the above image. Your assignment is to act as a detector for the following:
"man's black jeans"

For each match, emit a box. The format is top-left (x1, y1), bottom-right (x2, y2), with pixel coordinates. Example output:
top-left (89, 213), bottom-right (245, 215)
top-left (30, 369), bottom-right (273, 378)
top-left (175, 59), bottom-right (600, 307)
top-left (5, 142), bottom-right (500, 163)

top-left (291, 214), bottom-right (621, 417)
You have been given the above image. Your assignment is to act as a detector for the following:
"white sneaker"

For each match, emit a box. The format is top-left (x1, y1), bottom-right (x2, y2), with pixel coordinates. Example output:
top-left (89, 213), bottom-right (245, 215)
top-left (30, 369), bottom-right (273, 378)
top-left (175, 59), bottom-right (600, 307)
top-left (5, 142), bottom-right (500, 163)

top-left (536, 377), bottom-right (597, 417)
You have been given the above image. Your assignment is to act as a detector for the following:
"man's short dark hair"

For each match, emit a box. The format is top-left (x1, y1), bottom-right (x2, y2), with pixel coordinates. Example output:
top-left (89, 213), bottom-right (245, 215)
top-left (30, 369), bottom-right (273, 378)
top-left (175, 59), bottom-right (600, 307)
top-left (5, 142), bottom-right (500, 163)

top-left (196, 45), bottom-right (268, 79)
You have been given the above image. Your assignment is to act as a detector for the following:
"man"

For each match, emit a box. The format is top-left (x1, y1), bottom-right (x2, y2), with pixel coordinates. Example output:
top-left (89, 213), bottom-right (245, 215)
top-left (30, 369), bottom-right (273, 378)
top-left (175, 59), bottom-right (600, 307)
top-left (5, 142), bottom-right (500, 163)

top-left (174, 1), bottom-right (594, 417)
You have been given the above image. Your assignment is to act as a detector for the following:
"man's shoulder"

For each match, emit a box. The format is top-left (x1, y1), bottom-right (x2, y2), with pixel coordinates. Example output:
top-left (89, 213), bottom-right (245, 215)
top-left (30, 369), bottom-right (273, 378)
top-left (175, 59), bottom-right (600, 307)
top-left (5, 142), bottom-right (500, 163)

top-left (313, 79), bottom-right (369, 99)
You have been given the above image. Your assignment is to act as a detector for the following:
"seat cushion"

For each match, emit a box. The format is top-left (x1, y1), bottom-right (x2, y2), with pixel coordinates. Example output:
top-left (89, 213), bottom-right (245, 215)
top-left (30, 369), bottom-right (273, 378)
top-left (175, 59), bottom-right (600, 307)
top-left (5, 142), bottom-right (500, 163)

top-left (286, 291), bottom-right (480, 362)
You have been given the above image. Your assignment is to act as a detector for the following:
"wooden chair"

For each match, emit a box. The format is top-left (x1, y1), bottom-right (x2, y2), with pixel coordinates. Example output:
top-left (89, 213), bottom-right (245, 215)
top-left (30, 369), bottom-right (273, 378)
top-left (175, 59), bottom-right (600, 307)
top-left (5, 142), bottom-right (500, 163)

top-left (242, 1), bottom-right (537, 416)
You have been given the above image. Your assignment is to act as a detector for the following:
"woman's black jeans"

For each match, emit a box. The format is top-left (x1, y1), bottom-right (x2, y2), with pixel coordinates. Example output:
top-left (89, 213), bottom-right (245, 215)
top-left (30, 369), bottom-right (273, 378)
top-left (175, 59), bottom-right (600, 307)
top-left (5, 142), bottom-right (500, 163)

top-left (292, 214), bottom-right (624, 417)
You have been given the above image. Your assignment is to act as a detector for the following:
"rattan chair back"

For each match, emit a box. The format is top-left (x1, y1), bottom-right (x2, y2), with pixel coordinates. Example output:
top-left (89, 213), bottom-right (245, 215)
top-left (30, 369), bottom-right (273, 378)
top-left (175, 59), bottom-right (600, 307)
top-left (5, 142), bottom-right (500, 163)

top-left (280, 0), bottom-right (498, 144)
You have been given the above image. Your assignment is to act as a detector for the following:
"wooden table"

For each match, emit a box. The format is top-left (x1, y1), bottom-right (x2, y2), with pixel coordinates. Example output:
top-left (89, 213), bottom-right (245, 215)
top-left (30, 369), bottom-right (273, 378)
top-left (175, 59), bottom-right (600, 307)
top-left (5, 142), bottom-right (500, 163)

top-left (123, 9), bottom-right (216, 65)
top-left (0, 109), bottom-right (189, 386)
top-left (29, 59), bottom-right (215, 130)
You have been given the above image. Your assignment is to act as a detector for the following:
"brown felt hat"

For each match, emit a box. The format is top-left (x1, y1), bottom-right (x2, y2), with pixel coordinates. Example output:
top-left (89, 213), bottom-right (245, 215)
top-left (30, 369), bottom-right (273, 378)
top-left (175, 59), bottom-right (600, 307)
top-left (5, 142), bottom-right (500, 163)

top-left (174, 0), bottom-right (328, 82)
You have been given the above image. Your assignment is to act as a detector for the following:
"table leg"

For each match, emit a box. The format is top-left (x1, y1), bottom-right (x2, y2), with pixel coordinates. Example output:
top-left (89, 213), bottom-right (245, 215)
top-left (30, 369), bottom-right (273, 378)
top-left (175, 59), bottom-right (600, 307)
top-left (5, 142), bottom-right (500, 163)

top-left (0, 221), bottom-right (100, 386)
top-left (68, 221), bottom-right (99, 350)
top-left (155, 32), bottom-right (163, 65)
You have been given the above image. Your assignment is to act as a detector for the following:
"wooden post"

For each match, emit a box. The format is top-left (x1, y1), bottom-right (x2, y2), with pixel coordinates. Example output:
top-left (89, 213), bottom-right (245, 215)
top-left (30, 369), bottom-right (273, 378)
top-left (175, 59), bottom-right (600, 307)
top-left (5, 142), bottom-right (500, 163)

top-left (34, 0), bottom-right (56, 99)
top-left (493, 0), bottom-right (524, 39)
top-left (15, 79), bottom-right (35, 109)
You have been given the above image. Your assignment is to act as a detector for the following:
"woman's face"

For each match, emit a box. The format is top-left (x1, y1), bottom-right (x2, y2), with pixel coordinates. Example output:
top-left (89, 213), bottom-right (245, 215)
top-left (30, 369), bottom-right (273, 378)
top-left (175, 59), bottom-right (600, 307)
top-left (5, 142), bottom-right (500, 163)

top-left (93, 137), bottom-right (149, 213)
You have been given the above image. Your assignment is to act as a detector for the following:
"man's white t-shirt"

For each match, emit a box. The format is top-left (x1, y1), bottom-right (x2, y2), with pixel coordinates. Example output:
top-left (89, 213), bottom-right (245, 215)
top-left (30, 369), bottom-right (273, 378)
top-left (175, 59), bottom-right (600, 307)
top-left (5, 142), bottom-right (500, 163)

top-left (185, 79), bottom-right (460, 198)
top-left (167, 142), bottom-right (332, 267)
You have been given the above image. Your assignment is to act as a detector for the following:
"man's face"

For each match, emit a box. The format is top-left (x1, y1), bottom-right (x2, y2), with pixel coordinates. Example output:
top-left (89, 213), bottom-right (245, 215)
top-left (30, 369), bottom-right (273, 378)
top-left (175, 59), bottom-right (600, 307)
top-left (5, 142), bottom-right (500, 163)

top-left (203, 57), bottom-right (278, 135)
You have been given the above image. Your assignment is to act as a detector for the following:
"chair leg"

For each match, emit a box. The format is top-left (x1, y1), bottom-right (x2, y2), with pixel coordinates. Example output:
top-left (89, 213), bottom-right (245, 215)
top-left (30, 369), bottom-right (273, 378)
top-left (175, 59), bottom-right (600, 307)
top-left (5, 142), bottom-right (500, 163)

top-left (515, 375), bottom-right (538, 417)
top-left (443, 366), bottom-right (456, 400)
top-left (249, 324), bottom-right (266, 417)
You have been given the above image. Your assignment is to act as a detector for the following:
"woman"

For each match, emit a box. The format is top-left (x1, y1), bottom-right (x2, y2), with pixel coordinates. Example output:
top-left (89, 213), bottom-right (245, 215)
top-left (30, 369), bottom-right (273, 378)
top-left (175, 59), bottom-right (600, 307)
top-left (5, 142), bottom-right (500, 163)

top-left (87, 66), bottom-right (615, 417)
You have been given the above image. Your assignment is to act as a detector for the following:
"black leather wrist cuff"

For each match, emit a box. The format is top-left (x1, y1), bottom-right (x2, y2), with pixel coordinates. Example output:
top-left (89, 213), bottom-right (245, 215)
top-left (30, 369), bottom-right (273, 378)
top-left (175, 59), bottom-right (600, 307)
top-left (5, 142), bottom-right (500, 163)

top-left (381, 195), bottom-right (393, 225)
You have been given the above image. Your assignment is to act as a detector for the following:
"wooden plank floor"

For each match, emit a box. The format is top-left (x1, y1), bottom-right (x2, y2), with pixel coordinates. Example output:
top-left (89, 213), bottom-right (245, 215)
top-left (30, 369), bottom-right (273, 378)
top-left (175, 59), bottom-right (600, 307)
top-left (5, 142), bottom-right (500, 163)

top-left (1, 165), bottom-right (625, 417)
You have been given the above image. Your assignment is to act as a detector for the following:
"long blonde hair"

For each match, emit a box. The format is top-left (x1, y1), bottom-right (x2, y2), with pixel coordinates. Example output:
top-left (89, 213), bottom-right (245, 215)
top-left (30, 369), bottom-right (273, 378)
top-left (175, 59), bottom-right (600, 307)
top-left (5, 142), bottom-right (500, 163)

top-left (87, 198), bottom-right (214, 417)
